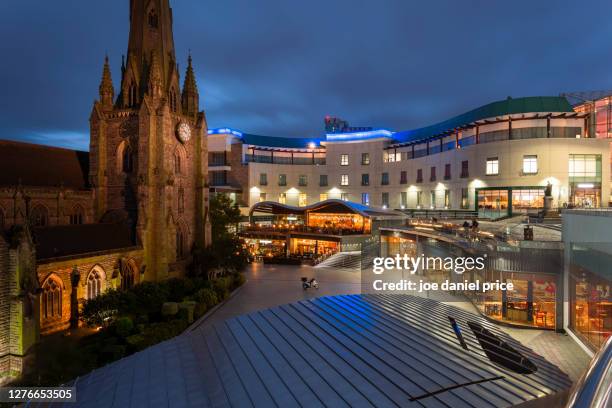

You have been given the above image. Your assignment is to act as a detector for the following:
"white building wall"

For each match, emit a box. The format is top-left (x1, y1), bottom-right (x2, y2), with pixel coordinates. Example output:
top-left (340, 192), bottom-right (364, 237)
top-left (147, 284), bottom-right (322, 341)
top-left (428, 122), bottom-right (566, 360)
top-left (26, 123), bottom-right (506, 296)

top-left (243, 137), bottom-right (609, 210)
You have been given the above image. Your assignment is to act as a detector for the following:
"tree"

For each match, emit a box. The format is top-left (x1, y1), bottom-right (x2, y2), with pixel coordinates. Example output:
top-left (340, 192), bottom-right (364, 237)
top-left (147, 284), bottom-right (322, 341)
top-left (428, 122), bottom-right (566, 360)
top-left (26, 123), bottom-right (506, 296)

top-left (209, 194), bottom-right (242, 239)
top-left (190, 194), bottom-right (248, 279)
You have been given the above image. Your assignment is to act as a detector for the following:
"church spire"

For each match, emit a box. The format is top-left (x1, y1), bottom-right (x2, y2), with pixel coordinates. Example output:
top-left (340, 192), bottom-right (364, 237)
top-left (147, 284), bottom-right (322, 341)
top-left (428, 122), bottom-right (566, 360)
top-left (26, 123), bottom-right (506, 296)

top-left (182, 53), bottom-right (199, 117)
top-left (122, 0), bottom-right (177, 98)
top-left (99, 55), bottom-right (115, 108)
top-left (148, 52), bottom-right (163, 99)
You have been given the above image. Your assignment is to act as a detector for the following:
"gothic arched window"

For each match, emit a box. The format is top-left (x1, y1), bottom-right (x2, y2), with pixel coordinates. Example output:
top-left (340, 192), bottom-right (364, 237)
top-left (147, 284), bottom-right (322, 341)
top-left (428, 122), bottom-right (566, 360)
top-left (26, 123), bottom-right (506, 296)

top-left (122, 144), bottom-right (134, 173)
top-left (169, 89), bottom-right (177, 112)
top-left (87, 268), bottom-right (103, 300)
top-left (148, 10), bottom-right (158, 29)
top-left (176, 226), bottom-right (186, 260)
top-left (70, 205), bottom-right (84, 225)
top-left (42, 277), bottom-right (62, 320)
top-left (120, 260), bottom-right (135, 290)
top-left (178, 188), bottom-right (185, 214)
top-left (30, 205), bottom-right (49, 227)
top-left (128, 83), bottom-right (137, 107)
top-left (174, 151), bottom-right (182, 174)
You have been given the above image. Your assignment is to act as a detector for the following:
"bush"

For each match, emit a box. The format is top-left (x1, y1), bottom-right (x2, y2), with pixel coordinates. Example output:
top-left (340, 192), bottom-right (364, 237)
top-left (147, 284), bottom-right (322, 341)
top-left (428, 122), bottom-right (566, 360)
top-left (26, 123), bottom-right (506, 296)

top-left (164, 278), bottom-right (195, 302)
top-left (232, 272), bottom-right (246, 288)
top-left (161, 302), bottom-right (179, 318)
top-left (114, 317), bottom-right (134, 338)
top-left (213, 277), bottom-right (231, 300)
top-left (137, 320), bottom-right (190, 349)
top-left (193, 288), bottom-right (218, 309)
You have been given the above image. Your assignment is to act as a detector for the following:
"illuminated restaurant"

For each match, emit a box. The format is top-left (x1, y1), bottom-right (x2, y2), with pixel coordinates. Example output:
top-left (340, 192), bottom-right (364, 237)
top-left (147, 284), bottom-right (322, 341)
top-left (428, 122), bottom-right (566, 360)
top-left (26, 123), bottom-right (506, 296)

top-left (242, 199), bottom-right (405, 259)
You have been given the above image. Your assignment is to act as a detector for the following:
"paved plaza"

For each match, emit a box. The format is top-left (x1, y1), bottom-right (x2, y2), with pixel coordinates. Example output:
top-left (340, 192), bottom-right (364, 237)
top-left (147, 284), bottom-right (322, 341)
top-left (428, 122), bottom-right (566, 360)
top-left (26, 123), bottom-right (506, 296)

top-left (193, 262), bottom-right (591, 382)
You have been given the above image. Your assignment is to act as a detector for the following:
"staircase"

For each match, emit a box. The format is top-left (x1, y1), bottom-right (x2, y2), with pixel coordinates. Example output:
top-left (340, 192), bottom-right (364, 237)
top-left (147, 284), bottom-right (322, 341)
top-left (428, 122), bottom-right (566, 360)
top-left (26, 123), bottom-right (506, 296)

top-left (315, 251), bottom-right (361, 270)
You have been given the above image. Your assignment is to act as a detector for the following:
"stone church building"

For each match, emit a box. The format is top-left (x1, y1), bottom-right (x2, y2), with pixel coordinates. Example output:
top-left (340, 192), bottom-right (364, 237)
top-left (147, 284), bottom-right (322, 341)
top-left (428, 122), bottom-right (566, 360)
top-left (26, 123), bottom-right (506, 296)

top-left (0, 0), bottom-right (210, 383)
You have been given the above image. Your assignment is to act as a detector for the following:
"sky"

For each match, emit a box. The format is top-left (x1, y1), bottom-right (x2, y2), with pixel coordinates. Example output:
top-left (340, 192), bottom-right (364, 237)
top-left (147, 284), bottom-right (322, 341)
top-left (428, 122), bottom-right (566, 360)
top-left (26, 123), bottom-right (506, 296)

top-left (2, 1), bottom-right (612, 151)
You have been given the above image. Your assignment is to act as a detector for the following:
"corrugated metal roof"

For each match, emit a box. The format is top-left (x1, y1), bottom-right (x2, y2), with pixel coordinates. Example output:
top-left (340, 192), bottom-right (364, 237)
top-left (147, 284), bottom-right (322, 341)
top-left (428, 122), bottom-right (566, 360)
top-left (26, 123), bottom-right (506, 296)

top-left (37, 294), bottom-right (572, 407)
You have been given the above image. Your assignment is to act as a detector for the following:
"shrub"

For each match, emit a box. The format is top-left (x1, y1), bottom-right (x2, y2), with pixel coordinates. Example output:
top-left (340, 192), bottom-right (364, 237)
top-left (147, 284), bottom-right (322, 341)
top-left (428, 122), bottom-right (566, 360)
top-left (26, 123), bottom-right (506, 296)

top-left (161, 302), bottom-right (179, 318)
top-left (164, 278), bottom-right (195, 302)
top-left (193, 288), bottom-right (218, 309)
top-left (138, 320), bottom-right (190, 349)
top-left (213, 277), bottom-right (230, 300)
top-left (232, 272), bottom-right (246, 289)
top-left (114, 317), bottom-right (134, 338)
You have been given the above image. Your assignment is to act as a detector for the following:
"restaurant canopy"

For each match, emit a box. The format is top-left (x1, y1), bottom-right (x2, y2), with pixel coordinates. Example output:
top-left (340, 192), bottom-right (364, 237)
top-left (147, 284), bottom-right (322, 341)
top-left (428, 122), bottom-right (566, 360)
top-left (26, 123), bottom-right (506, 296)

top-left (249, 199), bottom-right (404, 219)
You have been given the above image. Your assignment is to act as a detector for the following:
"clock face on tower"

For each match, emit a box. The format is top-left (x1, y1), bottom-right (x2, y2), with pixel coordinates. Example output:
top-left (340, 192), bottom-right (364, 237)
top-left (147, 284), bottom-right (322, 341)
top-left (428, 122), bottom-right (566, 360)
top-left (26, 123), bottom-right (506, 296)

top-left (176, 122), bottom-right (192, 143)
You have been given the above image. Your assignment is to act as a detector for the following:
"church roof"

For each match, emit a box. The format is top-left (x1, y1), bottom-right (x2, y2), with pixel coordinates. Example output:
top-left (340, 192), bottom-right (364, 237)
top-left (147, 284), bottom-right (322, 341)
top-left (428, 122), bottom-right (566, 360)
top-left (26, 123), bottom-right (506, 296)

top-left (39, 294), bottom-right (572, 407)
top-left (33, 223), bottom-right (136, 261)
top-left (0, 140), bottom-right (89, 190)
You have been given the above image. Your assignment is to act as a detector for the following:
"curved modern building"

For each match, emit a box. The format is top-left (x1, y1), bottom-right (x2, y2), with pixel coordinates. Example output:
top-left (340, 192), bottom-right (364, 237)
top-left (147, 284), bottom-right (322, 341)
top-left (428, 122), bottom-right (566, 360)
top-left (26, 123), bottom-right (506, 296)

top-left (208, 96), bottom-right (610, 217)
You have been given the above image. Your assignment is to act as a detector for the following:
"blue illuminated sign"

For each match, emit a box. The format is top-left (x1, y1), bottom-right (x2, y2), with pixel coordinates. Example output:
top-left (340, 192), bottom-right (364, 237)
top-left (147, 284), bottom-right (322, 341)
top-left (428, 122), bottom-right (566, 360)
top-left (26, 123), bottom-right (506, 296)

top-left (326, 129), bottom-right (394, 142)
top-left (207, 128), bottom-right (243, 137)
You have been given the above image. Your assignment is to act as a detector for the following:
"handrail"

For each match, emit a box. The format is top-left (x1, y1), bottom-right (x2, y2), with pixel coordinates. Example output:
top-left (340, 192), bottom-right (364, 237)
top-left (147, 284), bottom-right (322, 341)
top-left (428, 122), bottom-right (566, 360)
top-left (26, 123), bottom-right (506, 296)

top-left (566, 336), bottom-right (612, 407)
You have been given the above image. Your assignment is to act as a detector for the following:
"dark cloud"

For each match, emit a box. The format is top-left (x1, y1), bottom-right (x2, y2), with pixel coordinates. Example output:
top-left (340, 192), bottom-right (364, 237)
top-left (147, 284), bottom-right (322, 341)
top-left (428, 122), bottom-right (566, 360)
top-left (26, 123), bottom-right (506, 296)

top-left (2, 0), bottom-right (612, 149)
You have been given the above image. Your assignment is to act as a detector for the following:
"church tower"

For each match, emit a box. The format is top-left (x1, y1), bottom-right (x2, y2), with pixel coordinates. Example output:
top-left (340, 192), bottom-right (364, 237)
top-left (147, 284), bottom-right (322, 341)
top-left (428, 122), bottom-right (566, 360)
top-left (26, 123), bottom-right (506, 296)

top-left (89, 0), bottom-right (211, 281)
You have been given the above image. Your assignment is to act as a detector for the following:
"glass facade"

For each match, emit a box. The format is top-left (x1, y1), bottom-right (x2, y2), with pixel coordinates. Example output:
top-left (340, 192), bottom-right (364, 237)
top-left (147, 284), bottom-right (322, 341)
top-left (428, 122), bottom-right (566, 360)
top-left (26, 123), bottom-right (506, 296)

top-left (569, 154), bottom-right (602, 207)
top-left (477, 187), bottom-right (545, 218)
top-left (569, 243), bottom-right (612, 351)
top-left (381, 234), bottom-right (561, 329)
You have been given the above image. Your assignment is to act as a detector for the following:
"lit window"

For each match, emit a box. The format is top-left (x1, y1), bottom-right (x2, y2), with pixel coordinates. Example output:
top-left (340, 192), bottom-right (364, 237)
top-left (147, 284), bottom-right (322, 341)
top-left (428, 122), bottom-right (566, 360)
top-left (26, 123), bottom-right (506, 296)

top-left (486, 157), bottom-right (499, 175)
top-left (319, 193), bottom-right (328, 202)
top-left (42, 277), bottom-right (62, 320)
top-left (430, 190), bottom-right (436, 208)
top-left (381, 192), bottom-right (389, 208)
top-left (522, 155), bottom-right (538, 174)
top-left (87, 269), bottom-right (103, 300)
top-left (341, 175), bottom-right (349, 186)
top-left (569, 154), bottom-right (599, 177)
top-left (340, 154), bottom-right (349, 166)
top-left (400, 192), bottom-right (407, 208)
top-left (341, 193), bottom-right (349, 201)
top-left (278, 193), bottom-right (286, 204)
top-left (361, 153), bottom-right (370, 165)
top-left (298, 193), bottom-right (307, 207)
top-left (259, 193), bottom-right (266, 202)
top-left (361, 193), bottom-right (370, 206)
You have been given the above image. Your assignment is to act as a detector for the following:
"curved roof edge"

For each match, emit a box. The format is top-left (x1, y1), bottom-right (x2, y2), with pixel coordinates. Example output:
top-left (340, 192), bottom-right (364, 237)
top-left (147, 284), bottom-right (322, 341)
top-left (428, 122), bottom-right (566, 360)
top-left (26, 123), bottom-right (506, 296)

top-left (249, 199), bottom-right (405, 218)
top-left (210, 96), bottom-right (574, 148)
top-left (392, 96), bottom-right (573, 144)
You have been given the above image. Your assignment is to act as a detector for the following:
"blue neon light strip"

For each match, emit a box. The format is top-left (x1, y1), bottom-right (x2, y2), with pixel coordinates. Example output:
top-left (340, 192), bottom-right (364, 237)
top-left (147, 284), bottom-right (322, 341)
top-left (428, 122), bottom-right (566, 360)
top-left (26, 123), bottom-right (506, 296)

top-left (207, 128), bottom-right (244, 137)
top-left (326, 129), bottom-right (394, 141)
